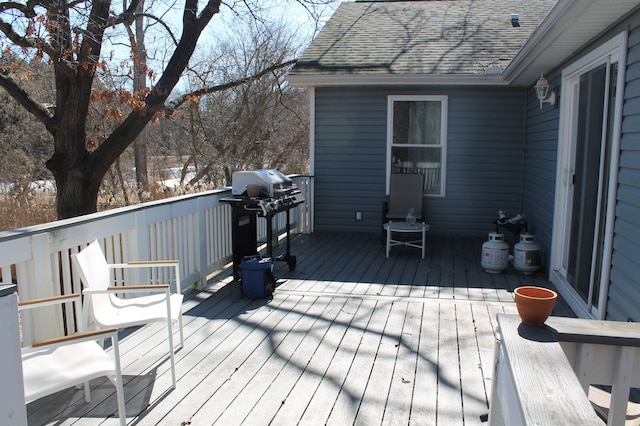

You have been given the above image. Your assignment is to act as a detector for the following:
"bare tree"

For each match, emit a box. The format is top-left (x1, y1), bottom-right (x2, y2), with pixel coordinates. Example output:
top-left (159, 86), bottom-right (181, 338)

top-left (0, 0), bottom-right (336, 219)
top-left (129, 0), bottom-right (149, 190)
top-left (0, 0), bottom-right (225, 218)
top-left (161, 21), bottom-right (309, 189)
top-left (0, 56), bottom-right (53, 188)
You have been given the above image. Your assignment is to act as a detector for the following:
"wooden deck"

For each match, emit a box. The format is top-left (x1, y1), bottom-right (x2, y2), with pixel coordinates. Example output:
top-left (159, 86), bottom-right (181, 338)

top-left (26, 232), bottom-right (575, 425)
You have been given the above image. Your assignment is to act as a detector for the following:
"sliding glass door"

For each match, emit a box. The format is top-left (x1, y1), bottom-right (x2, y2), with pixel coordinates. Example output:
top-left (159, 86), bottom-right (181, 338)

top-left (551, 33), bottom-right (625, 319)
top-left (567, 64), bottom-right (616, 306)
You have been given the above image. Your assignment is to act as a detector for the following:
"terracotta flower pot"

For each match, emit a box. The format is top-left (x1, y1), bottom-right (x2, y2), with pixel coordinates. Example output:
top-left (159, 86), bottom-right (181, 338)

top-left (514, 286), bottom-right (558, 326)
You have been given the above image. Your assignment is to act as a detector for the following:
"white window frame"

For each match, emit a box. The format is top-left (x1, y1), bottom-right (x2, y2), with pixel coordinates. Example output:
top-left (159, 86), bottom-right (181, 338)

top-left (386, 95), bottom-right (448, 196)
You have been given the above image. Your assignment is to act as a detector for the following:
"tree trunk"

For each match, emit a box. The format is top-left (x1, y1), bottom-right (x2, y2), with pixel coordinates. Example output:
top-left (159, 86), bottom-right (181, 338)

top-left (45, 71), bottom-right (100, 219)
top-left (47, 140), bottom-right (101, 219)
top-left (133, 0), bottom-right (148, 190)
top-left (53, 167), bottom-right (101, 219)
top-left (1, 0), bottom-right (223, 220)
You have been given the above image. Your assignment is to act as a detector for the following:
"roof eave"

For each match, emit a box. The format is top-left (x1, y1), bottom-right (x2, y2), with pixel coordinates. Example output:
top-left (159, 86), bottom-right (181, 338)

top-left (287, 0), bottom-right (640, 89)
top-left (286, 73), bottom-right (508, 88)
top-left (503, 0), bottom-right (640, 86)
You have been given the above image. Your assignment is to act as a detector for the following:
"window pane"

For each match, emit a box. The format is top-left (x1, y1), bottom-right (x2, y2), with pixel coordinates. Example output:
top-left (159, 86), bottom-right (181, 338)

top-left (393, 101), bottom-right (441, 145)
top-left (391, 146), bottom-right (441, 193)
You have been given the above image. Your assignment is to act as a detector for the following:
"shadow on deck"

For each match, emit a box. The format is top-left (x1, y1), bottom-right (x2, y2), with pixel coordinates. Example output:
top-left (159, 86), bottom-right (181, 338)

top-left (271, 232), bottom-right (574, 316)
top-left (26, 232), bottom-right (576, 426)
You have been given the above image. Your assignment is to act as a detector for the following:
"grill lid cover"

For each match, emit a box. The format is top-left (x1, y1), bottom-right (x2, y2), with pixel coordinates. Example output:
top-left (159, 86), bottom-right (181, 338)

top-left (231, 169), bottom-right (293, 197)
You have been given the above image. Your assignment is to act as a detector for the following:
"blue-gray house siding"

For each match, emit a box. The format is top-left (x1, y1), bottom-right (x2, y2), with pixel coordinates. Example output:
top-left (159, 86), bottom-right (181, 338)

top-left (313, 86), bottom-right (527, 236)
top-left (609, 10), bottom-right (640, 322)
top-left (303, 0), bottom-right (640, 322)
top-left (313, 7), bottom-right (640, 322)
top-left (521, 82), bottom-right (561, 278)
top-left (521, 7), bottom-right (640, 322)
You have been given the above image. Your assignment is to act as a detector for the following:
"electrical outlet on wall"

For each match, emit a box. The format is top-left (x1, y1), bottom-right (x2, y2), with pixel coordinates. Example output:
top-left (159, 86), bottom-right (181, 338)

top-left (355, 211), bottom-right (362, 221)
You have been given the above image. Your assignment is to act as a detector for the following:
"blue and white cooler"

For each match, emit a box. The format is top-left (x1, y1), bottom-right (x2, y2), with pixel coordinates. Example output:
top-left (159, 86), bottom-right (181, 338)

top-left (241, 256), bottom-right (274, 298)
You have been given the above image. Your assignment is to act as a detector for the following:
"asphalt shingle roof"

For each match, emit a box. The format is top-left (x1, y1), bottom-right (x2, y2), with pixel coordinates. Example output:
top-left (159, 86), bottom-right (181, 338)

top-left (291, 0), bottom-right (558, 78)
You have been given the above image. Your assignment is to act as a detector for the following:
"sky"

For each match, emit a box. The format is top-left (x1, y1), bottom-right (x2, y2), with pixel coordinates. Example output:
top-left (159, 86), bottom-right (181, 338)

top-left (99, 1), bottom-right (346, 94)
top-left (204, 1), bottom-right (345, 48)
top-left (184, 1), bottom-right (347, 92)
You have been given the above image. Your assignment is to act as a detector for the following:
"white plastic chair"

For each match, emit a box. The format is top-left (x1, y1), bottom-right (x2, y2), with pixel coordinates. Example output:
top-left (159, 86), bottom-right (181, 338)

top-left (19, 293), bottom-right (126, 426)
top-left (71, 239), bottom-right (184, 388)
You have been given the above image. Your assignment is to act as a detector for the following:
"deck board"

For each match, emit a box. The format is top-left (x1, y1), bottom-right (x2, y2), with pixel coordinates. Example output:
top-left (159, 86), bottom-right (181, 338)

top-left (382, 301), bottom-right (422, 425)
top-left (174, 295), bottom-right (307, 424)
top-left (26, 233), bottom-right (572, 425)
top-left (296, 297), bottom-right (371, 424)
top-left (355, 300), bottom-right (407, 425)
top-left (457, 304), bottom-right (489, 426)
top-left (325, 299), bottom-right (393, 426)
top-left (136, 294), bottom-right (300, 424)
top-left (205, 295), bottom-right (336, 426)
top-left (409, 300), bottom-right (438, 425)
top-left (263, 296), bottom-right (355, 425)
top-left (436, 303), bottom-right (464, 425)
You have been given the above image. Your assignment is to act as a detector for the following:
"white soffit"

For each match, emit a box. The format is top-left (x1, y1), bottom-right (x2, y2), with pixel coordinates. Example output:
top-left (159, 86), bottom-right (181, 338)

top-left (504, 0), bottom-right (640, 86)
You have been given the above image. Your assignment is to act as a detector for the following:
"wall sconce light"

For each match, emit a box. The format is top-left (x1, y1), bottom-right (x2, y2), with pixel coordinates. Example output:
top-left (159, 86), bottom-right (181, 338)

top-left (536, 72), bottom-right (556, 109)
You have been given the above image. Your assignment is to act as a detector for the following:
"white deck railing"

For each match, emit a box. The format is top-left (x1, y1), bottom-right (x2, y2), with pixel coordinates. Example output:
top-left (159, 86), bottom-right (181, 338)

top-left (1, 175), bottom-right (313, 342)
top-left (490, 314), bottom-right (640, 426)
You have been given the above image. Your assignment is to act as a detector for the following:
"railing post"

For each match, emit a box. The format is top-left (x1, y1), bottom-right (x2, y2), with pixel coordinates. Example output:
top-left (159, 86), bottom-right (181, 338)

top-left (133, 209), bottom-right (151, 262)
top-left (305, 176), bottom-right (315, 234)
top-left (0, 284), bottom-right (26, 425)
top-left (131, 209), bottom-right (152, 286)
top-left (0, 284), bottom-right (27, 425)
top-left (24, 233), bottom-right (63, 342)
top-left (572, 342), bottom-right (593, 393)
top-left (195, 195), bottom-right (208, 290)
top-left (24, 234), bottom-right (54, 301)
top-left (609, 346), bottom-right (635, 425)
top-left (291, 175), bottom-right (314, 234)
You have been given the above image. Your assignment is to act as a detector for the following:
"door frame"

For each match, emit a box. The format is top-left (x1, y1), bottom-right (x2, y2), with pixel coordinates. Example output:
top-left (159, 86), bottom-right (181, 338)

top-left (549, 31), bottom-right (627, 319)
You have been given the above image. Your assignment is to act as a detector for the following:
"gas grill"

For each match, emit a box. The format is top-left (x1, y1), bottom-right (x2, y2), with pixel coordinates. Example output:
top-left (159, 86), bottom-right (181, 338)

top-left (231, 169), bottom-right (295, 197)
top-left (222, 169), bottom-right (305, 282)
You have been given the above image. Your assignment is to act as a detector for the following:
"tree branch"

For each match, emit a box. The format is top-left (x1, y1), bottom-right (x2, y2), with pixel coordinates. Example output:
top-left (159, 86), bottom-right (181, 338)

top-left (0, 18), bottom-right (58, 59)
top-left (108, 0), bottom-right (141, 26)
top-left (76, 0), bottom-right (112, 66)
top-left (90, 0), bottom-right (222, 180)
top-left (0, 70), bottom-right (55, 127)
top-left (0, 16), bottom-right (77, 79)
top-left (164, 58), bottom-right (297, 115)
top-left (0, 0), bottom-right (37, 16)
top-left (139, 12), bottom-right (179, 46)
top-left (183, 0), bottom-right (198, 28)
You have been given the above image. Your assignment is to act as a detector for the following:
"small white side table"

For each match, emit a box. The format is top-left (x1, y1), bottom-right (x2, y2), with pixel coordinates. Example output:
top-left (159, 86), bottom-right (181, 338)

top-left (383, 221), bottom-right (430, 259)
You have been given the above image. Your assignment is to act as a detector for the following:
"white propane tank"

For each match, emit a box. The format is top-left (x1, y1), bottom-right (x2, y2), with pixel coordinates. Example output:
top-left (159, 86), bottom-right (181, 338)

top-left (514, 233), bottom-right (541, 275)
top-left (481, 233), bottom-right (509, 274)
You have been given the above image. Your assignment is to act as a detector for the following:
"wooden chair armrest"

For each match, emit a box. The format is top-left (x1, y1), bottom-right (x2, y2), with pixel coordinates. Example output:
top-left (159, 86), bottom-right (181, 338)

top-left (18, 293), bottom-right (82, 310)
top-left (107, 284), bottom-right (170, 291)
top-left (84, 285), bottom-right (170, 295)
top-left (106, 259), bottom-right (182, 294)
top-left (109, 260), bottom-right (179, 269)
top-left (31, 327), bottom-right (118, 348)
